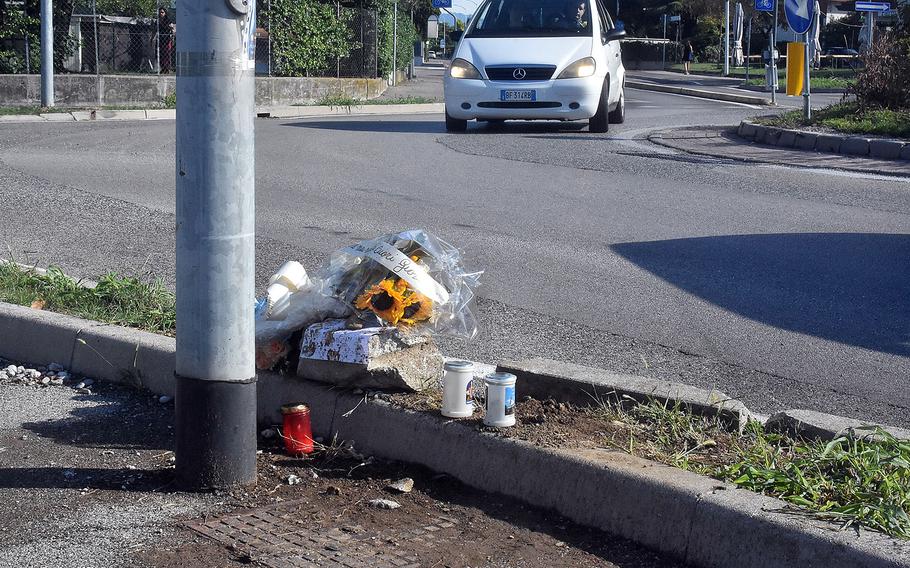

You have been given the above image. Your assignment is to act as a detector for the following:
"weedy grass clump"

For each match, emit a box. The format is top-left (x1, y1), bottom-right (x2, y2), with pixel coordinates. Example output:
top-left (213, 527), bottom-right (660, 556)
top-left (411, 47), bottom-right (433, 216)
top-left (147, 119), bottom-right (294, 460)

top-left (587, 395), bottom-right (910, 539)
top-left (0, 262), bottom-right (175, 335)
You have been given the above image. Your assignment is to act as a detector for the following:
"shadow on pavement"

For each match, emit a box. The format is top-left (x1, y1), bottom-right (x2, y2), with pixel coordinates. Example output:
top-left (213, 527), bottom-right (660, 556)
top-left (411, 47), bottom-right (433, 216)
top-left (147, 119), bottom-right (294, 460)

top-left (283, 119), bottom-right (593, 135)
top-left (612, 232), bottom-right (910, 357)
top-left (22, 391), bottom-right (173, 451)
top-left (283, 120), bottom-right (445, 134)
top-left (0, 466), bottom-right (172, 491)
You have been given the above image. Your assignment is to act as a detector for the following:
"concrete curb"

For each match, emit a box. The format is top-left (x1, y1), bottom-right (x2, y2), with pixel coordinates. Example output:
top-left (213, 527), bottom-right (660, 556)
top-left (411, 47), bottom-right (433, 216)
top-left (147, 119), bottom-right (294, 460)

top-left (497, 358), bottom-right (754, 431)
top-left (2, 303), bottom-right (910, 567)
top-left (626, 80), bottom-right (771, 106)
top-left (0, 103), bottom-right (444, 124)
top-left (738, 120), bottom-right (909, 161)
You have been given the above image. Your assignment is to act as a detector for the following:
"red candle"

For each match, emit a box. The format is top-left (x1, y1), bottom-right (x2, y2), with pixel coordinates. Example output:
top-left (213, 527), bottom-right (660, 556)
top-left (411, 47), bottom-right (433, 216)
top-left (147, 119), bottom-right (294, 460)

top-left (280, 403), bottom-right (314, 455)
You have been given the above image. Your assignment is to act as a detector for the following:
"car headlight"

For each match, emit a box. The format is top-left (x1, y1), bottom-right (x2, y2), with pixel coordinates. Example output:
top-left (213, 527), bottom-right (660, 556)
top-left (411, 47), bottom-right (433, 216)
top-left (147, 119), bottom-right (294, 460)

top-left (557, 57), bottom-right (597, 79)
top-left (449, 58), bottom-right (482, 80)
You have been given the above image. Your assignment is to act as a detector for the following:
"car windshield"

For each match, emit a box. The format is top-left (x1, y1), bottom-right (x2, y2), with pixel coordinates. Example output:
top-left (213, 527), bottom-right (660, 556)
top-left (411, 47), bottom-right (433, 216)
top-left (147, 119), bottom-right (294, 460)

top-left (466, 0), bottom-right (593, 37)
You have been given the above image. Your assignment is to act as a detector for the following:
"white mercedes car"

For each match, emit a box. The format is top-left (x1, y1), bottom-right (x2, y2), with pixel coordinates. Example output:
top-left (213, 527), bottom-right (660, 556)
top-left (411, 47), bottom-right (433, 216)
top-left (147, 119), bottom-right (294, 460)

top-left (443, 0), bottom-right (626, 132)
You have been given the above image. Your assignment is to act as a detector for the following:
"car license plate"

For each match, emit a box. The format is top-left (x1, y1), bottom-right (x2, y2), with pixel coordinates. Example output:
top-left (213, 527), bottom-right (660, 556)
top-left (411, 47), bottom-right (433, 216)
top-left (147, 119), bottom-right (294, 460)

top-left (500, 90), bottom-right (536, 102)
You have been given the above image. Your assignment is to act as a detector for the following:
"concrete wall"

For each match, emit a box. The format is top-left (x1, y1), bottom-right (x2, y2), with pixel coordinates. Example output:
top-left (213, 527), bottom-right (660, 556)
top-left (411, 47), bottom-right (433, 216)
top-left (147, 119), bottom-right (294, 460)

top-left (0, 74), bottom-right (387, 107)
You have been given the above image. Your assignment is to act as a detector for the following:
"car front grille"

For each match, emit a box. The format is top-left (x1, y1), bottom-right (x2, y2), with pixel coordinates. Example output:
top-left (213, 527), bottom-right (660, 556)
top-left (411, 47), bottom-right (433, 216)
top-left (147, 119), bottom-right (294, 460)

top-left (485, 66), bottom-right (556, 81)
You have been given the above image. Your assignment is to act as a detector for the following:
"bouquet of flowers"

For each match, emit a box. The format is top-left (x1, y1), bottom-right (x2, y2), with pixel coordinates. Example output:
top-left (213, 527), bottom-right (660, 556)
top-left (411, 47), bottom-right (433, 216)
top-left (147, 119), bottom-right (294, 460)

top-left (316, 230), bottom-right (481, 338)
top-left (254, 230), bottom-right (481, 370)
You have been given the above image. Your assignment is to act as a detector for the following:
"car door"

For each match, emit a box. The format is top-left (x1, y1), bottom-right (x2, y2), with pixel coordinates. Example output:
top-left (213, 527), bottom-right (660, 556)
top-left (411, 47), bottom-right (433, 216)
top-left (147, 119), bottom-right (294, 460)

top-left (593, 0), bottom-right (621, 104)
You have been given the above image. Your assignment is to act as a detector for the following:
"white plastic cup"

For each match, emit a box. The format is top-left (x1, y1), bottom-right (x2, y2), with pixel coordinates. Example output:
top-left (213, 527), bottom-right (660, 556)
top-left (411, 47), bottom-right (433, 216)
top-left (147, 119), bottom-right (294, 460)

top-left (266, 261), bottom-right (308, 320)
top-left (269, 261), bottom-right (308, 291)
top-left (483, 372), bottom-right (517, 427)
top-left (441, 360), bottom-right (474, 418)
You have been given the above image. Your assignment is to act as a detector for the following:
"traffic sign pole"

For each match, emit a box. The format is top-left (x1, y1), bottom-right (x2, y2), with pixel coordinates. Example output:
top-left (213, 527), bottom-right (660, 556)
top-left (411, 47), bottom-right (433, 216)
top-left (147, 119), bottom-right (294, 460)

top-left (723, 0), bottom-right (730, 76)
top-left (770, 0), bottom-right (777, 104)
top-left (803, 33), bottom-right (811, 120)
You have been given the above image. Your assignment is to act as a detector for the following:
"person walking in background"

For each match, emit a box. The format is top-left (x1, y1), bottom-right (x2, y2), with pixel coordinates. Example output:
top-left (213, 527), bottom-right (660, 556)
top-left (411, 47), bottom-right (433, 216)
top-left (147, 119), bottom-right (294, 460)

top-left (683, 40), bottom-right (694, 74)
top-left (157, 7), bottom-right (175, 73)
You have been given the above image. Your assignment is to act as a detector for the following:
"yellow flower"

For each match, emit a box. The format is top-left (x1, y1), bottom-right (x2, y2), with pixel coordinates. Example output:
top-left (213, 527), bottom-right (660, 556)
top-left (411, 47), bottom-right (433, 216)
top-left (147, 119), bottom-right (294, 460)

top-left (400, 291), bottom-right (433, 326)
top-left (354, 278), bottom-right (405, 324)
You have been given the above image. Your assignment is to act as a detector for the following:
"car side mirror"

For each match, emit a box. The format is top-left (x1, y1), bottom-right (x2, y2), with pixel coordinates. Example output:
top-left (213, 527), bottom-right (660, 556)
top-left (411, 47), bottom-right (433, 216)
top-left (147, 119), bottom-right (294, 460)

top-left (603, 27), bottom-right (626, 43)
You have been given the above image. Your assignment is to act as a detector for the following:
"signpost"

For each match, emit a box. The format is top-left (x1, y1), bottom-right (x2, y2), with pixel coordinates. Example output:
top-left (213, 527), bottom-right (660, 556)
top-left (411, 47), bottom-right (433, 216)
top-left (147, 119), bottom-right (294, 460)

top-left (855, 1), bottom-right (889, 49)
top-left (784, 0), bottom-right (814, 119)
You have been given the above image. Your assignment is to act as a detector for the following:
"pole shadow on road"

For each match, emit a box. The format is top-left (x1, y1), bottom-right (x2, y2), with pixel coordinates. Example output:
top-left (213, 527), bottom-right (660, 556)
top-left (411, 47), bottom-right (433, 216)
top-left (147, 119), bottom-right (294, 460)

top-left (283, 120), bottom-right (591, 135)
top-left (611, 233), bottom-right (910, 357)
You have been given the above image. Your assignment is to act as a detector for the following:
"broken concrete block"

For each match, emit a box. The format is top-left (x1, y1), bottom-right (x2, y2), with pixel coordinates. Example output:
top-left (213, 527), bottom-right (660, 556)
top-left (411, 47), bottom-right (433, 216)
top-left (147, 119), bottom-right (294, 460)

top-left (764, 409), bottom-right (910, 442)
top-left (297, 319), bottom-right (442, 391)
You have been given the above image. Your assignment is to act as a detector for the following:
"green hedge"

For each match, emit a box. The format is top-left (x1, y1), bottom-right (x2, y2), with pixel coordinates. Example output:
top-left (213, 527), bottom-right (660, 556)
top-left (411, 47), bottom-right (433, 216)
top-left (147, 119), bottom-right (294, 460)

top-left (267, 0), bottom-right (354, 77)
top-left (376, 0), bottom-right (417, 79)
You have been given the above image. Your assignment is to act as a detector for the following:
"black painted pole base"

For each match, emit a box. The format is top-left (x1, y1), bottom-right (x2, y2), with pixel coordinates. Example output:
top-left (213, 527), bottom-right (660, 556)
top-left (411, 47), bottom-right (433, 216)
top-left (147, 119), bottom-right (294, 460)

top-left (175, 374), bottom-right (258, 491)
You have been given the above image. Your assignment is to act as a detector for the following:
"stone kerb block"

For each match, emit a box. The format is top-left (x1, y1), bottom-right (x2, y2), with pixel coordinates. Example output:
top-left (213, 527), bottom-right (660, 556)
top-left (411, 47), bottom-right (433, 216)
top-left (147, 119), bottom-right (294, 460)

top-left (815, 134), bottom-right (842, 153)
top-left (752, 125), bottom-right (768, 144)
top-left (793, 132), bottom-right (818, 151)
top-left (763, 127), bottom-right (783, 146)
top-left (776, 129), bottom-right (798, 148)
top-left (497, 358), bottom-right (754, 431)
top-left (297, 319), bottom-right (443, 391)
top-left (738, 122), bottom-right (757, 139)
top-left (841, 137), bottom-right (871, 156)
top-left (765, 409), bottom-right (910, 442)
top-left (869, 139), bottom-right (905, 160)
top-left (901, 145), bottom-right (910, 161)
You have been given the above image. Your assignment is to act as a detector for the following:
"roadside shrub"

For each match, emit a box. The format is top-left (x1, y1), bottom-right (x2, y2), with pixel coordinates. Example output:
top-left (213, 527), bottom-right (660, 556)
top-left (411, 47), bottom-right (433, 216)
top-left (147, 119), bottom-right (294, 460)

top-left (850, 6), bottom-right (910, 111)
top-left (269, 0), bottom-right (354, 77)
top-left (0, 49), bottom-right (27, 74)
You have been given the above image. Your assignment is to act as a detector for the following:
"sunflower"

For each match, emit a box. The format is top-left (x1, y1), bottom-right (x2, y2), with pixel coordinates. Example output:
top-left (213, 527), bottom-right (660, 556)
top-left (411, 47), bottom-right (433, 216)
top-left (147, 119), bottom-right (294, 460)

top-left (400, 291), bottom-right (434, 326)
top-left (354, 278), bottom-right (406, 324)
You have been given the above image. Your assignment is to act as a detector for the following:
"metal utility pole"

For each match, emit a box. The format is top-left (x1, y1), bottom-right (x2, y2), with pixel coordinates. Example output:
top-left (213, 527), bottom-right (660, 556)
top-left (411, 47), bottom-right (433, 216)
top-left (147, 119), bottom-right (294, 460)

top-left (770, 0), bottom-right (777, 104)
top-left (392, 0), bottom-right (398, 85)
top-left (746, 16), bottom-right (752, 81)
top-left (723, 0), bottom-right (730, 75)
top-left (175, 0), bottom-right (258, 490)
top-left (40, 0), bottom-right (53, 106)
top-left (803, 32), bottom-right (811, 119)
top-left (662, 15), bottom-right (667, 69)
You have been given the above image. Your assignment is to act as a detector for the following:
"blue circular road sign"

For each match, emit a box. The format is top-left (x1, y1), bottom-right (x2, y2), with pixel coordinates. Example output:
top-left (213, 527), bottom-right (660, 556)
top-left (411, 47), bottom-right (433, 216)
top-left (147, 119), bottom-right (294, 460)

top-left (784, 0), bottom-right (814, 34)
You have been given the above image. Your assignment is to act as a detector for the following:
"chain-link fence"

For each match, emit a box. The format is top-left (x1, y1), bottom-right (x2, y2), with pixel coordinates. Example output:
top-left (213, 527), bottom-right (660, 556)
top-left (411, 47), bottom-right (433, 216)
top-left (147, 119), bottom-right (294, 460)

top-left (0, 0), bottom-right (394, 78)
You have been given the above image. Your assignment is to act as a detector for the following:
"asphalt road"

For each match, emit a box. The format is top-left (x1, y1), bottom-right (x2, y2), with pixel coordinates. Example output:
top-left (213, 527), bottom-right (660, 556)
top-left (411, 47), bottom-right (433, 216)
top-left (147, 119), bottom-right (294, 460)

top-left (1, 89), bottom-right (908, 427)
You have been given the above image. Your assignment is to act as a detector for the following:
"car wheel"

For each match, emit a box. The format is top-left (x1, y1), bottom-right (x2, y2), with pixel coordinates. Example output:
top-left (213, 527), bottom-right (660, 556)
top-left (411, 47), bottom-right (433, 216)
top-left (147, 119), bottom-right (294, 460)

top-left (445, 111), bottom-right (468, 132)
top-left (589, 79), bottom-right (609, 133)
top-left (608, 88), bottom-right (625, 124)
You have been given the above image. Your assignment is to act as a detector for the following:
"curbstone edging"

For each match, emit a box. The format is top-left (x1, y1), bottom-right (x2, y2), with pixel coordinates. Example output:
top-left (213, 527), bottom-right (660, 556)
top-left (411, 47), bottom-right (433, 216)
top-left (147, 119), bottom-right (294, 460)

top-left (625, 81), bottom-right (771, 106)
top-left (815, 133), bottom-right (843, 153)
top-left (765, 409), bottom-right (910, 442)
top-left (841, 137), bottom-right (871, 156)
top-left (2, 303), bottom-right (910, 567)
top-left (497, 358), bottom-right (754, 431)
top-left (737, 120), bottom-right (910, 163)
top-left (870, 139), bottom-right (906, 160)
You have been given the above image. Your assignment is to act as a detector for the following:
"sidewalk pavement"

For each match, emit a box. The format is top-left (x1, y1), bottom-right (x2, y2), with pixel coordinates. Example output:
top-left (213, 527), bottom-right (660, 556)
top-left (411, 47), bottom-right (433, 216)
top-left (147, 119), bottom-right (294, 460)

top-left (626, 69), bottom-right (846, 109)
top-left (650, 125), bottom-right (910, 177)
top-left (0, 355), bottom-right (685, 568)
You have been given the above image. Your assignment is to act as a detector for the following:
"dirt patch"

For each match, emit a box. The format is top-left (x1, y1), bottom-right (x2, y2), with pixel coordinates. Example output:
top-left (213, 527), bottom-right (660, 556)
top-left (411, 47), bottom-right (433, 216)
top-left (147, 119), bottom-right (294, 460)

top-left (389, 389), bottom-right (742, 475)
top-left (136, 438), bottom-right (686, 568)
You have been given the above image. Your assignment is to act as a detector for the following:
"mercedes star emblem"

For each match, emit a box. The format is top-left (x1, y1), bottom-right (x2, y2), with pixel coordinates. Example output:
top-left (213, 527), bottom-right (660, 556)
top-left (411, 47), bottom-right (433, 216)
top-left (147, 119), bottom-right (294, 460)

top-left (512, 68), bottom-right (527, 80)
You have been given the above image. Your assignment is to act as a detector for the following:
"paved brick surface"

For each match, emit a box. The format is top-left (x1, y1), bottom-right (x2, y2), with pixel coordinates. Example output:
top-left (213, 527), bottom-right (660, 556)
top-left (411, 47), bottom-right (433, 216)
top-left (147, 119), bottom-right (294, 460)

top-left (188, 500), bottom-right (461, 568)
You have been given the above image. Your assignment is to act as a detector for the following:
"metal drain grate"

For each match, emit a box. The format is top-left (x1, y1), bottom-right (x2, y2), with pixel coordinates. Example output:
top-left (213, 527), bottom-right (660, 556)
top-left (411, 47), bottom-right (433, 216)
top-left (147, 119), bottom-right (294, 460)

top-left (186, 500), bottom-right (459, 568)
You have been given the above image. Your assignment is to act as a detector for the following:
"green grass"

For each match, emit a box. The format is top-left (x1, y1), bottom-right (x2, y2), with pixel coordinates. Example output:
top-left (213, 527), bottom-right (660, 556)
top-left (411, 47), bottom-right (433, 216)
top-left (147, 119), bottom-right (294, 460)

top-left (669, 62), bottom-right (855, 80)
top-left (757, 101), bottom-right (910, 138)
top-left (589, 396), bottom-right (910, 539)
top-left (0, 262), bottom-right (175, 335)
top-left (743, 76), bottom-right (854, 90)
top-left (310, 94), bottom-right (436, 107)
top-left (0, 106), bottom-right (71, 115)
